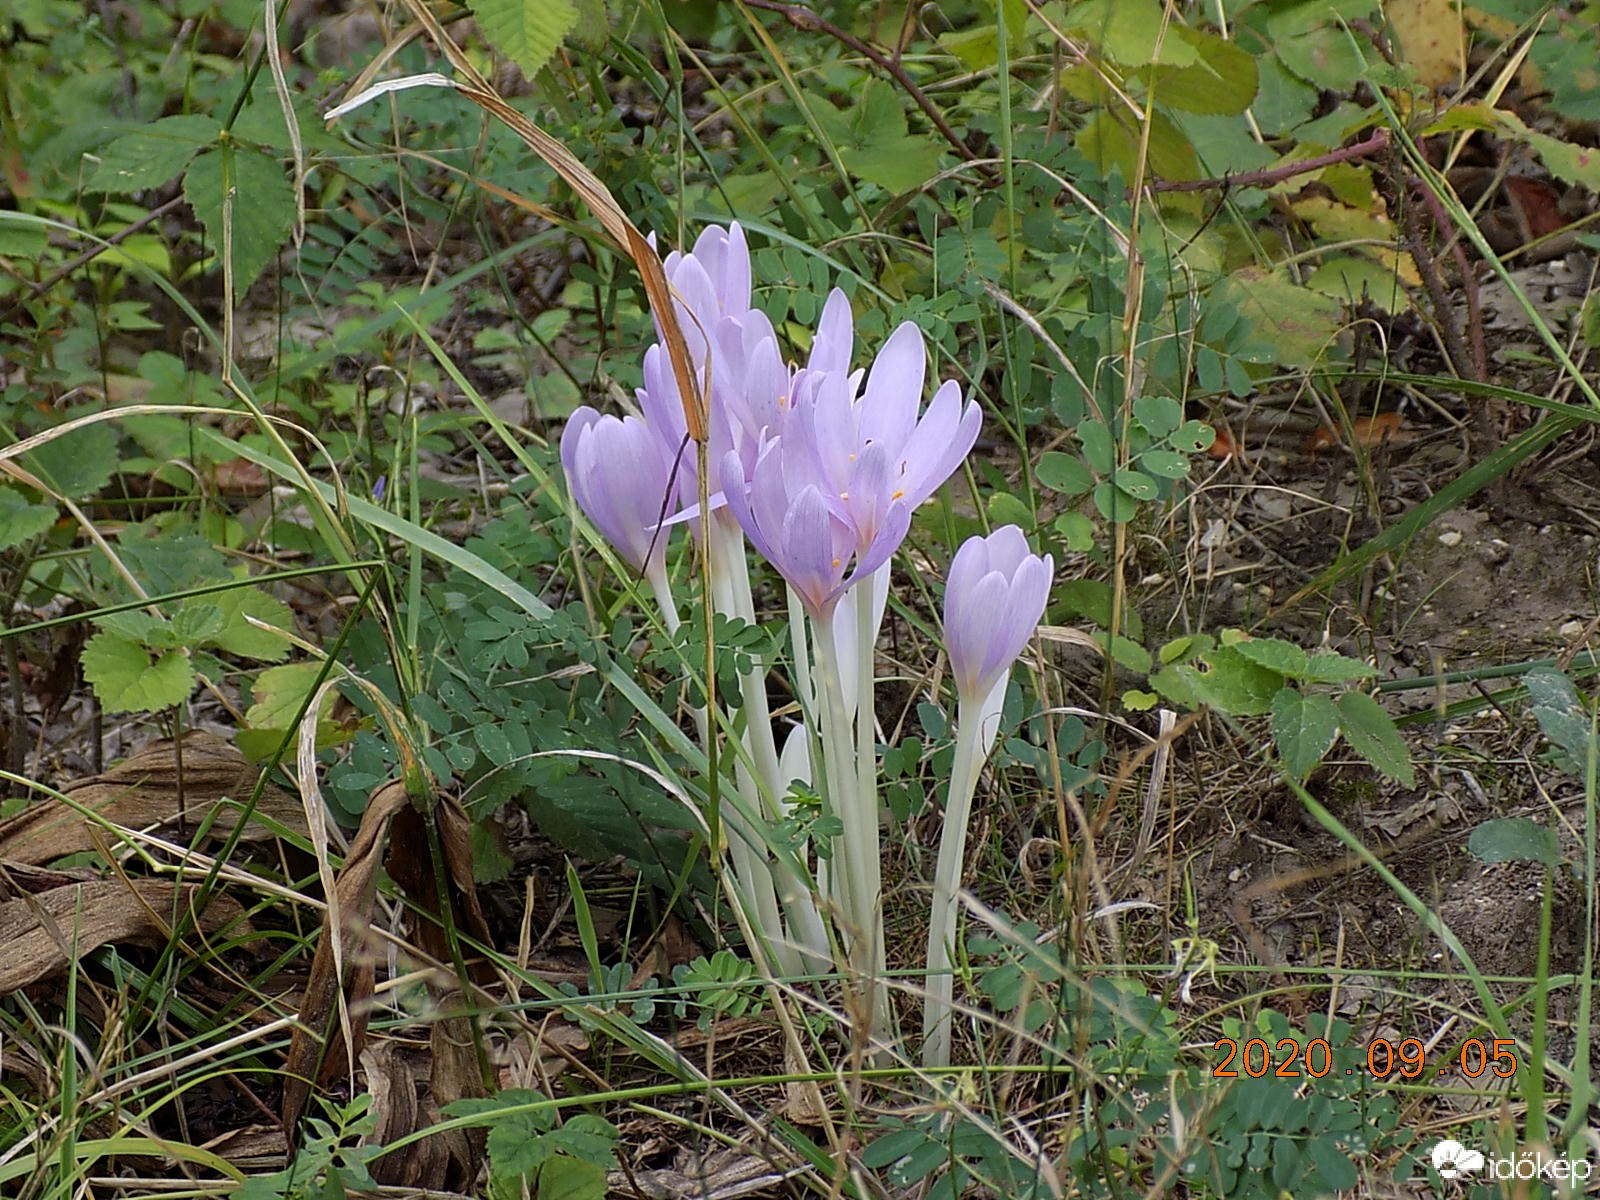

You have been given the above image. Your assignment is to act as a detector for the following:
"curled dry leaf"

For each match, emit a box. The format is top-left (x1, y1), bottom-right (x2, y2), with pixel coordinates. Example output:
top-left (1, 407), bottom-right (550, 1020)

top-left (362, 1041), bottom-right (477, 1190)
top-left (0, 730), bottom-right (306, 865)
top-left (281, 777), bottom-right (491, 1174)
top-left (0, 878), bottom-right (247, 993)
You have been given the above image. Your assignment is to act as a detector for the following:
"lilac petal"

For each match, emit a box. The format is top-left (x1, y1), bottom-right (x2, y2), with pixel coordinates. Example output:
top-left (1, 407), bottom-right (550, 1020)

top-left (984, 524), bottom-right (1033, 574)
top-left (944, 532), bottom-right (992, 609)
top-left (781, 485), bottom-right (846, 616)
top-left (720, 449), bottom-right (776, 565)
top-left (809, 288), bottom-right (855, 376)
top-left (897, 384), bottom-right (981, 506)
top-left (847, 441), bottom-right (893, 545)
top-left (560, 407), bottom-right (602, 487)
top-left (848, 497), bottom-right (911, 589)
top-left (859, 321), bottom-right (926, 450)
top-left (947, 569), bottom-right (1008, 698)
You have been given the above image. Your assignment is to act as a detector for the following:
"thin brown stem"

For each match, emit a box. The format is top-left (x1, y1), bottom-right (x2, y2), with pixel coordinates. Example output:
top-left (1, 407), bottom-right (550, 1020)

top-left (0, 196), bottom-right (187, 326)
top-left (740, 0), bottom-right (993, 177)
top-left (1148, 127), bottom-right (1391, 194)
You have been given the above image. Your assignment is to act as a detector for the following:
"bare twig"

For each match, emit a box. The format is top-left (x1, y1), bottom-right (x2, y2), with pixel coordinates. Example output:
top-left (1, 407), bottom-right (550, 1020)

top-left (0, 196), bottom-right (186, 326)
top-left (1148, 127), bottom-right (1391, 193)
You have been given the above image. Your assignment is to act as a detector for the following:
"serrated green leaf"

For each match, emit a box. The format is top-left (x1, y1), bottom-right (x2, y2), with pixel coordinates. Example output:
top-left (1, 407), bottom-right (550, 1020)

top-left (94, 610), bottom-right (165, 642)
top-left (1213, 268), bottom-right (1345, 368)
top-left (0, 486), bottom-right (58, 552)
top-left (82, 631), bottom-right (194, 713)
top-left (169, 602), bottom-right (227, 646)
top-left (532, 1153), bottom-right (607, 1200)
top-left (90, 115), bottom-right (220, 193)
top-left (1036, 450), bottom-right (1094, 495)
top-left (183, 147), bottom-right (295, 293)
top-left (833, 80), bottom-right (943, 192)
top-left (244, 662), bottom-right (342, 741)
top-left (207, 586), bottom-right (294, 660)
top-left (19, 416), bottom-right (120, 501)
top-left (1302, 652), bottom-right (1376, 682)
top-left (1190, 646), bottom-right (1283, 715)
top-left (1467, 816), bottom-right (1561, 867)
top-left (467, 0), bottom-right (578, 79)
top-left (1143, 26), bottom-right (1258, 116)
top-left (1271, 688), bottom-right (1339, 778)
top-left (1232, 637), bottom-right (1307, 677)
top-left (1336, 691), bottom-right (1414, 786)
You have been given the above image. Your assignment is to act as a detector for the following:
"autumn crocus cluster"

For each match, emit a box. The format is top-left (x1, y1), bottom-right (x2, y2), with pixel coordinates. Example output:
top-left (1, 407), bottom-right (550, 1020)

top-left (560, 223), bottom-right (1050, 1061)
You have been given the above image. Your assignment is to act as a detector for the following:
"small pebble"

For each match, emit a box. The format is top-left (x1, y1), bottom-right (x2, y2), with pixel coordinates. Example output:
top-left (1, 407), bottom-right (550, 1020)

top-left (1437, 529), bottom-right (1463, 547)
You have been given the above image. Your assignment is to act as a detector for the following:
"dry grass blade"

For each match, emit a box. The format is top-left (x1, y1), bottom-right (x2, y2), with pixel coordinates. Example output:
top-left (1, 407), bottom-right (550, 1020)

top-left (0, 878), bottom-right (246, 993)
top-left (0, 731), bottom-right (306, 865)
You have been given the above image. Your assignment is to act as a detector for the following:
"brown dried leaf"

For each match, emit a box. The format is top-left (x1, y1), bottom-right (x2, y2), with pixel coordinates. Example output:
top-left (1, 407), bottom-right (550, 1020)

top-left (0, 878), bottom-right (247, 993)
top-left (282, 778), bottom-right (491, 1182)
top-left (281, 779), bottom-right (408, 1137)
top-left (363, 1040), bottom-right (478, 1189)
top-left (0, 731), bottom-right (306, 865)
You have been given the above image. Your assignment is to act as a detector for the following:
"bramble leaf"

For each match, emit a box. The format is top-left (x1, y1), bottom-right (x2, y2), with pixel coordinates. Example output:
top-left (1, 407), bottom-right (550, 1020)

top-left (466, 0), bottom-right (578, 79)
top-left (0, 487), bottom-right (57, 552)
top-left (1335, 691), bottom-right (1414, 786)
top-left (183, 147), bottom-right (295, 293)
top-left (1271, 688), bottom-right (1339, 778)
top-left (90, 114), bottom-right (220, 193)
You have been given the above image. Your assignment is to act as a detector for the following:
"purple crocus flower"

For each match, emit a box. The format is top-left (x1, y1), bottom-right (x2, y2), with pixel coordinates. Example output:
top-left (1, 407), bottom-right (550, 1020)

top-left (791, 305), bottom-right (981, 552)
top-left (719, 436), bottom-right (910, 619)
top-left (943, 526), bottom-right (1053, 706)
top-left (657, 222), bottom-right (753, 369)
top-left (560, 407), bottom-right (679, 574)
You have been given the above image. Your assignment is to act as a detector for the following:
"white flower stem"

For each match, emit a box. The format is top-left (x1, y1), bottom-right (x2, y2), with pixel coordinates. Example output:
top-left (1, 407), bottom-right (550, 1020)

top-left (814, 602), bottom-right (885, 1049)
top-left (709, 522), bottom-right (829, 976)
top-left (923, 688), bottom-right (992, 1070)
top-left (852, 577), bottom-right (890, 1039)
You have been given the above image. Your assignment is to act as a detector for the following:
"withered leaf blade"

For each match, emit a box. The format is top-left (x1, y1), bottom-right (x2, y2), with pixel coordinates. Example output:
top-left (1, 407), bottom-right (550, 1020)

top-left (0, 731), bottom-right (307, 866)
top-left (0, 878), bottom-right (247, 994)
top-left (281, 779), bottom-right (409, 1138)
top-left (282, 779), bottom-right (491, 1183)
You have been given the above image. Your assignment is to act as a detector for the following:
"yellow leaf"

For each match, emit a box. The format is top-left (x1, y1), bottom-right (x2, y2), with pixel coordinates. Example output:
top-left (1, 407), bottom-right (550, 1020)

top-left (1387, 0), bottom-right (1463, 90)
